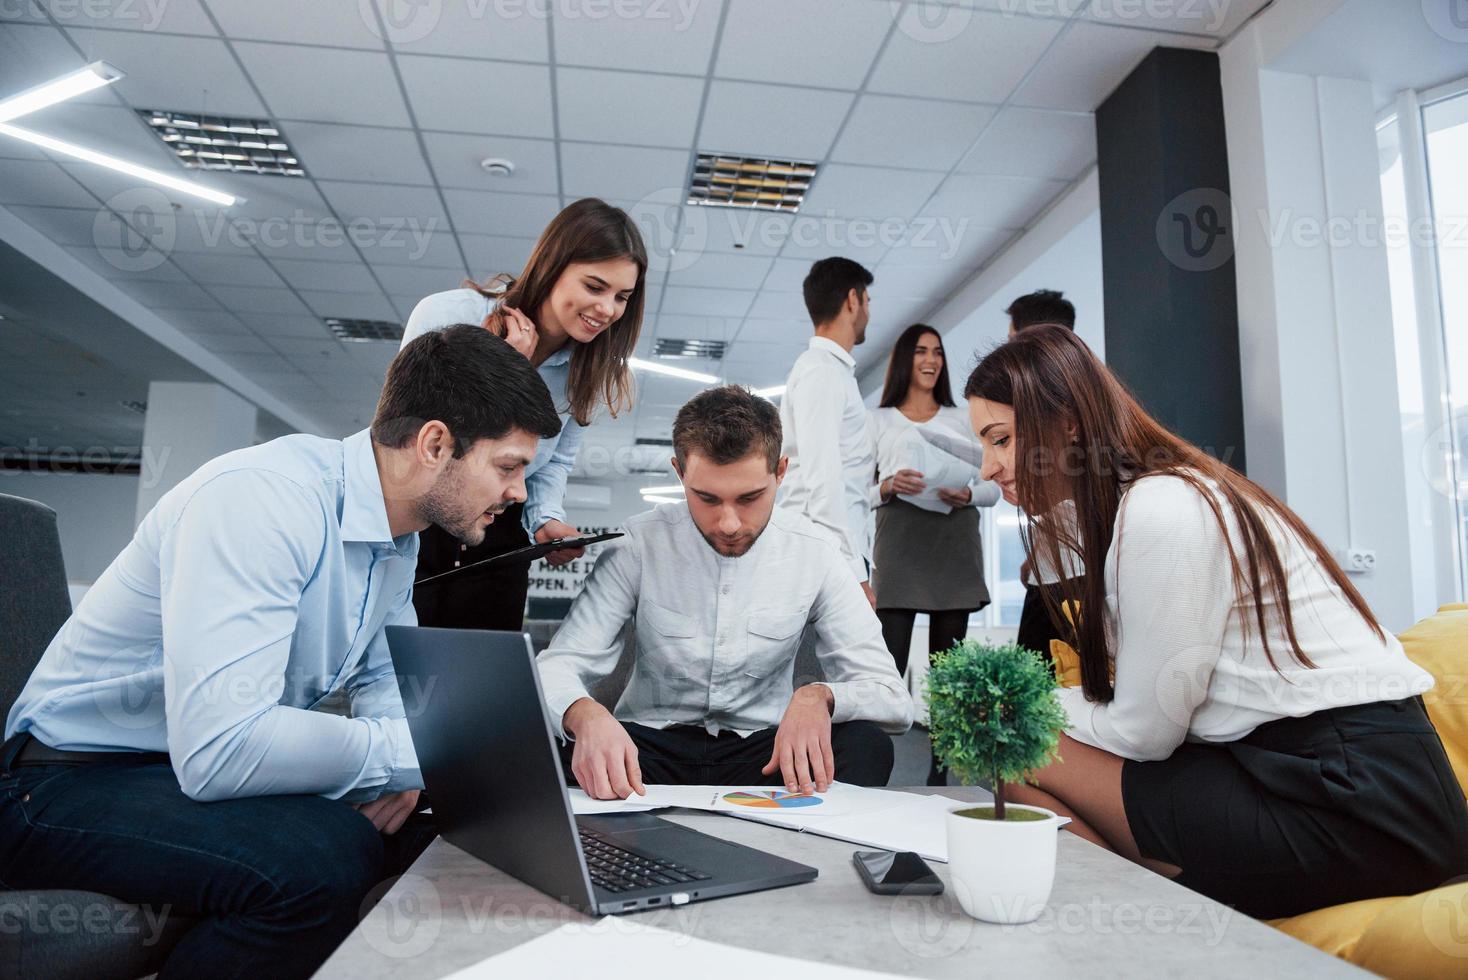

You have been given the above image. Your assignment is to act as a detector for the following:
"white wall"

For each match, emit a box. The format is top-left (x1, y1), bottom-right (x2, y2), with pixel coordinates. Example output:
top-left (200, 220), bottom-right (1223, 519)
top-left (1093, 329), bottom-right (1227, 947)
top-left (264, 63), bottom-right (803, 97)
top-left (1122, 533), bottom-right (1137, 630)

top-left (2, 470), bottom-right (139, 586)
top-left (1221, 10), bottom-right (1420, 631)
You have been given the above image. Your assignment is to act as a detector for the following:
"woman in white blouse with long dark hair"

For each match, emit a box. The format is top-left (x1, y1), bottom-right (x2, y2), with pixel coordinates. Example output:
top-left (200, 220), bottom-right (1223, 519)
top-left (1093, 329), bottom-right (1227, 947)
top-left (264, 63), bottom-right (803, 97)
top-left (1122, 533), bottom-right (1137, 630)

top-left (869, 323), bottom-right (1000, 784)
top-left (964, 325), bottom-right (1468, 919)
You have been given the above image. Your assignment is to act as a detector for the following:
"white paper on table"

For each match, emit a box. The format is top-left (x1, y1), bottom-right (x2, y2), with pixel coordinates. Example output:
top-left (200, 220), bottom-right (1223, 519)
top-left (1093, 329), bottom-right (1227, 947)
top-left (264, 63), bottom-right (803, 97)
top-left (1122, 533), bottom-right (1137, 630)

top-left (726, 786), bottom-right (973, 862)
top-left (571, 784), bottom-right (854, 817)
top-left (440, 917), bottom-right (909, 980)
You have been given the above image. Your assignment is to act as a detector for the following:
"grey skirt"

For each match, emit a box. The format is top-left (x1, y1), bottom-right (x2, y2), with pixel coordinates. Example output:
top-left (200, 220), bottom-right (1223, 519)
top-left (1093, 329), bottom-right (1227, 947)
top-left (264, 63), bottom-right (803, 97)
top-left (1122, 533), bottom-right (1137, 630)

top-left (871, 499), bottom-right (989, 612)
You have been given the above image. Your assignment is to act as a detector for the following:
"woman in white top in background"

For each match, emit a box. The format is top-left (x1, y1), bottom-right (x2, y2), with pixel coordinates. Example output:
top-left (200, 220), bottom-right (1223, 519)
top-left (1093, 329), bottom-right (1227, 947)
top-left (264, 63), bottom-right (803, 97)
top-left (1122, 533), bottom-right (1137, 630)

top-left (964, 325), bottom-right (1468, 919)
top-left (401, 198), bottom-right (647, 632)
top-left (869, 324), bottom-right (1000, 785)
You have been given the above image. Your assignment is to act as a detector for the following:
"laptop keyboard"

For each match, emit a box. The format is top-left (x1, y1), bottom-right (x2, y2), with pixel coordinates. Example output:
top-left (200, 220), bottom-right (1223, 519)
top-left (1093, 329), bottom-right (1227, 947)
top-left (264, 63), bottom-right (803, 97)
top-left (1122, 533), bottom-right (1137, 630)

top-left (578, 828), bottom-right (713, 893)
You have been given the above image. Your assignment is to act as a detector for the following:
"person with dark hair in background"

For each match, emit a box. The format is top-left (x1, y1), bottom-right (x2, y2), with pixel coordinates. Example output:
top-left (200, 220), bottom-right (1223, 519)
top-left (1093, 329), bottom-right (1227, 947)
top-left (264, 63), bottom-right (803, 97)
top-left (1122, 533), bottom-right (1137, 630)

top-left (401, 198), bottom-right (648, 633)
top-left (1, 326), bottom-right (562, 979)
top-left (538, 386), bottom-right (911, 801)
top-left (868, 324), bottom-right (1000, 785)
top-left (776, 257), bottom-right (879, 607)
top-left (1004, 289), bottom-right (1085, 664)
top-left (1006, 287), bottom-right (1076, 338)
top-left (963, 325), bottom-right (1467, 919)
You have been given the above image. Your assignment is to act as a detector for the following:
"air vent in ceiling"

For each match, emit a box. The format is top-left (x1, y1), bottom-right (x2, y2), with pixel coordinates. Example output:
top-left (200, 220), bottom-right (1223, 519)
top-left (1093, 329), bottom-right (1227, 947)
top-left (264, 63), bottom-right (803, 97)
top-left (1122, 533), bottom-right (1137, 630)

top-left (325, 318), bottom-right (402, 343)
top-left (635, 438), bottom-right (674, 447)
top-left (653, 338), bottom-right (727, 360)
top-left (687, 153), bottom-right (817, 213)
top-left (118, 400), bottom-right (148, 415)
top-left (140, 110), bottom-right (304, 177)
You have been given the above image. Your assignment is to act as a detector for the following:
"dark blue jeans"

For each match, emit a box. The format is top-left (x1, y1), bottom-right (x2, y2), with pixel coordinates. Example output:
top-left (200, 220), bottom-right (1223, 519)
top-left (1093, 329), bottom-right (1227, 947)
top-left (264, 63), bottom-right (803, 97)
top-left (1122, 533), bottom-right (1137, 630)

top-left (0, 746), bottom-right (436, 979)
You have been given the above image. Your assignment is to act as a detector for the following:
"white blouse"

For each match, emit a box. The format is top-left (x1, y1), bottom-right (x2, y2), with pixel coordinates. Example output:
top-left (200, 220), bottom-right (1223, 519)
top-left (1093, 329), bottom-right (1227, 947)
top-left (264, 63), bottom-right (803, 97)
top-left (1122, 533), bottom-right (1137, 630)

top-left (1060, 472), bottom-right (1434, 761)
top-left (866, 405), bottom-right (1001, 515)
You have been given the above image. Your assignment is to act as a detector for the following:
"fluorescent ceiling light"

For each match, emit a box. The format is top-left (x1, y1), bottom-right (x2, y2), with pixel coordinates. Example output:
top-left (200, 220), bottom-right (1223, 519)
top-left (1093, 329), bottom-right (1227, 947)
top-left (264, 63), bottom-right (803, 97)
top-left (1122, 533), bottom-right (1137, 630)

top-left (629, 357), bottom-right (719, 384)
top-left (0, 122), bottom-right (236, 206)
top-left (753, 385), bottom-right (786, 399)
top-left (641, 494), bottom-right (683, 505)
top-left (638, 483), bottom-right (683, 495)
top-left (0, 62), bottom-right (122, 124)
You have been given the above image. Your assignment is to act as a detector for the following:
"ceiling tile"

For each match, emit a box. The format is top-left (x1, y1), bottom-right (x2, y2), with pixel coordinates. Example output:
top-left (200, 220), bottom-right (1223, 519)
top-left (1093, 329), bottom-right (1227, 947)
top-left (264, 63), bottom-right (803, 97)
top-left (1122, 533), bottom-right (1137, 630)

top-left (699, 81), bottom-right (854, 161)
top-left (195, 332), bottom-right (277, 355)
top-left (715, 0), bottom-right (893, 90)
top-left (831, 95), bottom-right (995, 170)
top-left (660, 285), bottom-right (754, 318)
top-left (12, 103), bottom-right (175, 173)
top-left (882, 222), bottom-right (1011, 268)
top-left (169, 252), bottom-right (285, 287)
top-left (67, 245), bottom-right (187, 282)
top-left (0, 160), bottom-right (99, 208)
top-left (691, 205), bottom-right (793, 257)
top-left (119, 278), bottom-right (220, 310)
top-left (371, 263), bottom-right (466, 298)
top-left (285, 123), bottom-right (433, 184)
top-left (918, 173), bottom-right (1069, 231)
top-left (560, 144), bottom-right (689, 204)
top-left (745, 289), bottom-right (816, 320)
top-left (374, 0), bottom-right (550, 59)
top-left (240, 313), bottom-right (332, 338)
top-left (269, 257), bottom-right (380, 293)
top-left (0, 25), bottom-right (86, 106)
top-left (955, 107), bottom-right (1096, 180)
top-left (204, 285), bottom-right (312, 315)
top-left (234, 42), bottom-right (410, 127)
top-left (553, 0), bottom-right (726, 74)
top-left (6, 206), bottom-right (104, 246)
top-left (799, 164), bottom-right (946, 222)
top-left (556, 68), bottom-right (703, 148)
top-left (760, 256), bottom-right (814, 294)
top-left (357, 226), bottom-right (465, 268)
top-left (35, 0), bottom-right (216, 33)
top-left (210, 0), bottom-right (384, 47)
top-left (868, 9), bottom-right (1063, 103)
top-left (663, 252), bottom-right (773, 290)
top-left (1079, 0), bottom-right (1265, 36)
top-left (397, 56), bottom-right (553, 136)
top-left (421, 132), bottom-right (559, 193)
top-left (66, 29), bottom-right (266, 115)
top-left (773, 217), bottom-right (890, 268)
top-left (1010, 21), bottom-right (1216, 112)
top-left (457, 233), bottom-right (535, 276)
top-left (317, 181), bottom-right (448, 226)
top-left (442, 190), bottom-right (560, 237)
top-left (733, 317), bottom-right (808, 345)
top-left (296, 289), bottom-right (397, 321)
top-left (651, 314), bottom-right (741, 340)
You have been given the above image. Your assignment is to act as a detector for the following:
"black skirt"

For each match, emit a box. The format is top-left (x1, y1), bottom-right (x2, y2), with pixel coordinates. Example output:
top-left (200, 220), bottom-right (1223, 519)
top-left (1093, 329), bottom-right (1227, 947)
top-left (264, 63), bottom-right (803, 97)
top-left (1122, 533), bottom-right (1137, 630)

top-left (1122, 696), bottom-right (1468, 919)
top-left (410, 502), bottom-right (531, 632)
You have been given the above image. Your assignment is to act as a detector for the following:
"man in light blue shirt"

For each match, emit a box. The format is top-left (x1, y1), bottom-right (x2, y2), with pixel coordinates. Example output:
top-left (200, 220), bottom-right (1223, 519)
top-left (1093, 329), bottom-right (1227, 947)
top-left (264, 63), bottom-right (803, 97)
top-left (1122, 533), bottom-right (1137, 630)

top-left (0, 325), bottom-right (561, 979)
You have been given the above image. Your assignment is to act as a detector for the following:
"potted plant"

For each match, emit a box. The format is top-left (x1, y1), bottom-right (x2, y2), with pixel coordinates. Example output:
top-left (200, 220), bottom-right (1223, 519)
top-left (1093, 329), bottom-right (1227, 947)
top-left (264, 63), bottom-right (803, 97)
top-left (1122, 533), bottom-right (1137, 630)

top-left (926, 640), bottom-right (1069, 924)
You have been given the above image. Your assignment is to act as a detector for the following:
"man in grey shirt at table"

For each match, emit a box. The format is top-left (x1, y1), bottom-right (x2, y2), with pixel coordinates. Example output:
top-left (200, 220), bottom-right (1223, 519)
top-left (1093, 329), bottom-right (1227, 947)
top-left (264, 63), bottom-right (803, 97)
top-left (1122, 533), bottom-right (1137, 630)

top-left (537, 386), bottom-right (912, 801)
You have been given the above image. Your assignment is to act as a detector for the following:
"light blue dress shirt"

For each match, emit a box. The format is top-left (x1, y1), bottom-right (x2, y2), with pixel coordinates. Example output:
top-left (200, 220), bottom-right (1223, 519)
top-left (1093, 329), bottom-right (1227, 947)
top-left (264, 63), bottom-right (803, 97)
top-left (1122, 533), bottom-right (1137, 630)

top-left (401, 288), bottom-right (583, 534)
top-left (5, 429), bottom-right (423, 803)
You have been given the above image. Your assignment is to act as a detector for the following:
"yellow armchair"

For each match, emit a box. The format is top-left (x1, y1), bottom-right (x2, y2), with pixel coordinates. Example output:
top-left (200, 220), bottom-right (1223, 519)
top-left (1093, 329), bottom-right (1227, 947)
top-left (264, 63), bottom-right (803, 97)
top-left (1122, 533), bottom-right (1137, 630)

top-left (1269, 603), bottom-right (1468, 976)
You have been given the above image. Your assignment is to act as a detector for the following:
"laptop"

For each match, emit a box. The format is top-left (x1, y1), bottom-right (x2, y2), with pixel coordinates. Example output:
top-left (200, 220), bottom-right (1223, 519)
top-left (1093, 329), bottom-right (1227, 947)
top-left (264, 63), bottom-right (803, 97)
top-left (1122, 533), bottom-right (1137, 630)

top-left (386, 626), bottom-right (818, 915)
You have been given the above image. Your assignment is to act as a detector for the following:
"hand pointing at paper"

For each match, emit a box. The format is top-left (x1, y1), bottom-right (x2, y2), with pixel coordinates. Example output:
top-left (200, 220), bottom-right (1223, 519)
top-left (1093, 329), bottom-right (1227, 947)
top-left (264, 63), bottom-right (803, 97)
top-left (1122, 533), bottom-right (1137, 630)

top-left (564, 697), bottom-right (647, 800)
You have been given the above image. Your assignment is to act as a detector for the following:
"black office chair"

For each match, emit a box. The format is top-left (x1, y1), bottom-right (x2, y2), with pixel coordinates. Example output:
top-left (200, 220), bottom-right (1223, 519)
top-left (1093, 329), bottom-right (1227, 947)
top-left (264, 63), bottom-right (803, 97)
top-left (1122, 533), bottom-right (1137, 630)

top-left (0, 492), bottom-right (191, 979)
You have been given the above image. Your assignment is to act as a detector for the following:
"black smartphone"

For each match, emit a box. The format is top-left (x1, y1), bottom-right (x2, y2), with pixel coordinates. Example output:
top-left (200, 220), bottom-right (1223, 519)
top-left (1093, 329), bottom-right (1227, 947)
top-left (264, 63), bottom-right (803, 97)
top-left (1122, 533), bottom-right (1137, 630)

top-left (852, 850), bottom-right (944, 896)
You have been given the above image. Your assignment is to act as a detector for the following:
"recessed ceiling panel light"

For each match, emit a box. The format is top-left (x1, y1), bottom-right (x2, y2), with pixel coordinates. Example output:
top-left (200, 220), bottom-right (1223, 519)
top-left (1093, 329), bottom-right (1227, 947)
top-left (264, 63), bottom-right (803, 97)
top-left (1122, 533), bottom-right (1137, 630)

top-left (653, 338), bottom-right (727, 360)
top-left (140, 110), bottom-right (306, 177)
top-left (688, 153), bottom-right (818, 213)
top-left (0, 61), bottom-right (122, 124)
top-left (324, 317), bottom-right (402, 343)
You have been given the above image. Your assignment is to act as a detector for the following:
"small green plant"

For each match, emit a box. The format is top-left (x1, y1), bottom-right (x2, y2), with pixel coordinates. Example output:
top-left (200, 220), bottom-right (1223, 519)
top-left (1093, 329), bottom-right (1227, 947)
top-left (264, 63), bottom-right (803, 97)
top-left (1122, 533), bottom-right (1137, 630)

top-left (926, 640), bottom-right (1067, 820)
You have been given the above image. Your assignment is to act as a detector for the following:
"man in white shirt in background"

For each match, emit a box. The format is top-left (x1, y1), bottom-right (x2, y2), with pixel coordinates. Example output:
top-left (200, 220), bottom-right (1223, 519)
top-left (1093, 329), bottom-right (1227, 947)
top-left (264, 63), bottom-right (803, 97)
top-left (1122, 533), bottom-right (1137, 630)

top-left (537, 386), bottom-right (912, 801)
top-left (776, 257), bottom-right (879, 608)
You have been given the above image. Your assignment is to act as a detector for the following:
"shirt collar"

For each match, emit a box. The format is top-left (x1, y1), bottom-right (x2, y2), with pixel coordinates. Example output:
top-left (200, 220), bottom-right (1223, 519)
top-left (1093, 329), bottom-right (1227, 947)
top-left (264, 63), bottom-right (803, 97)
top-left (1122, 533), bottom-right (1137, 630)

top-left (341, 428), bottom-right (400, 548)
top-left (541, 346), bottom-right (572, 369)
top-left (808, 335), bottom-right (855, 370)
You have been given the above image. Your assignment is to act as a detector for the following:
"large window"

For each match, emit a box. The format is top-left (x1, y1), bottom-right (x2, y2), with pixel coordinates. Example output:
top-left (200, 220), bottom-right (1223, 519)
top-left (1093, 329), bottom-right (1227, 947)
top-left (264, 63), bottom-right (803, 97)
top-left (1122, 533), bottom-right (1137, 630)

top-left (1378, 82), bottom-right (1468, 608)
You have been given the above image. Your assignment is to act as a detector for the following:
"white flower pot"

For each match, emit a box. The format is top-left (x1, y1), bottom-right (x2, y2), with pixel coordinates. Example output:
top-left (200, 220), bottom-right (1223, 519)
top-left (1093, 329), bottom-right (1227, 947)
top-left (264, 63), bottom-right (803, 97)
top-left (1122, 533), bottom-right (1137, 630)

top-left (945, 803), bottom-right (1064, 924)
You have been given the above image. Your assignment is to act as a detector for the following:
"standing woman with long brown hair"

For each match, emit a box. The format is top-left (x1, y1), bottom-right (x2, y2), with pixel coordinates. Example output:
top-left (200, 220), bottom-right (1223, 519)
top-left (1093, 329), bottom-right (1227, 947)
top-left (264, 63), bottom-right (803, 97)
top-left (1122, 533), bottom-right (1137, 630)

top-left (868, 324), bottom-right (999, 784)
top-left (401, 198), bottom-right (647, 631)
top-left (963, 325), bottom-right (1468, 919)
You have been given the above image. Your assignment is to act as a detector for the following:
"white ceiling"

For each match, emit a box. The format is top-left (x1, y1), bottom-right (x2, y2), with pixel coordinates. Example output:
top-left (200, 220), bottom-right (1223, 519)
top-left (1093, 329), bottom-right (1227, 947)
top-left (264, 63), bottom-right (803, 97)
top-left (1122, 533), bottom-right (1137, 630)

top-left (0, 0), bottom-right (1260, 471)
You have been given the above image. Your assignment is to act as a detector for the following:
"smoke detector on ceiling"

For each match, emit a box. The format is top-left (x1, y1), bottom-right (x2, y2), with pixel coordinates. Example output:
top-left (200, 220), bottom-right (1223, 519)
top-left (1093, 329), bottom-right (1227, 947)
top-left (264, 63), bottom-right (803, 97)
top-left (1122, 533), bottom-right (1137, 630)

top-left (480, 157), bottom-right (516, 178)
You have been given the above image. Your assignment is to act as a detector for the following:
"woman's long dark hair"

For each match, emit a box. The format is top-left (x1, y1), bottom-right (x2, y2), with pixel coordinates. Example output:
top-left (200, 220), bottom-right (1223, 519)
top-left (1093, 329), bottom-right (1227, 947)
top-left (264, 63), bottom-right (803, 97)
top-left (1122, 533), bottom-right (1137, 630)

top-left (465, 198), bottom-right (647, 426)
top-left (879, 324), bottom-right (954, 409)
top-left (964, 326), bottom-right (1385, 703)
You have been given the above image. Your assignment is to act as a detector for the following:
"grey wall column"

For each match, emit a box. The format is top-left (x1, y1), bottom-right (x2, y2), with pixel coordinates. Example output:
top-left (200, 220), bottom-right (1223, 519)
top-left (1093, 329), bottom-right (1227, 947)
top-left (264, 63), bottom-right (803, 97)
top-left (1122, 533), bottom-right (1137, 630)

top-left (1096, 47), bottom-right (1246, 472)
top-left (136, 382), bottom-right (258, 525)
